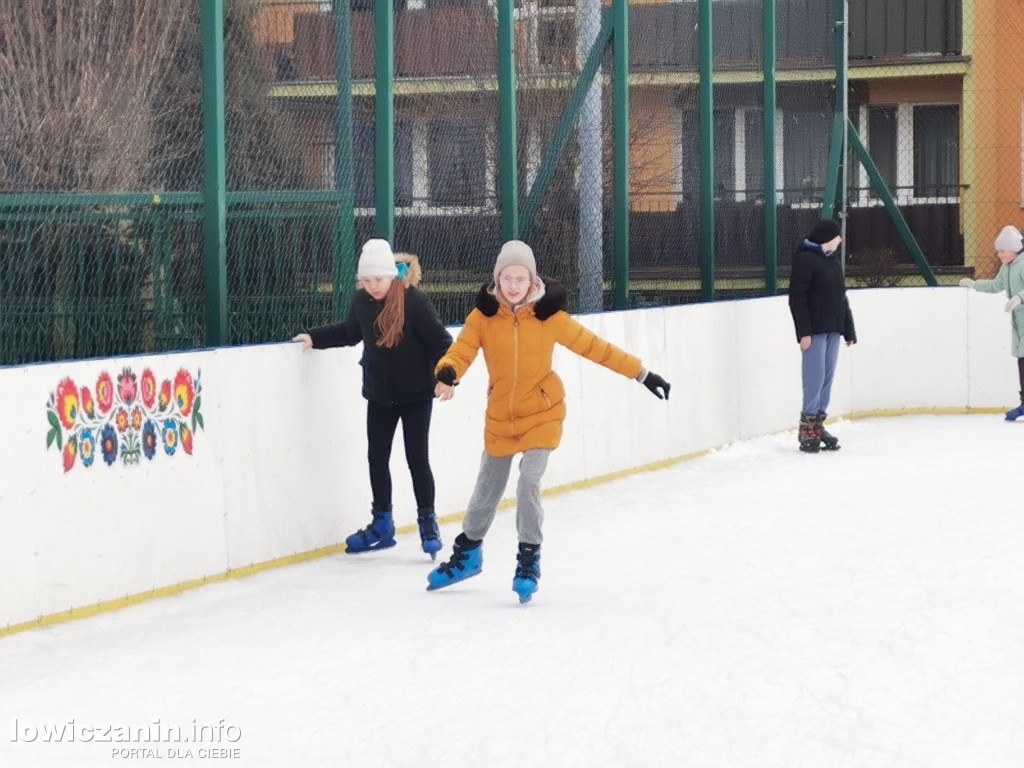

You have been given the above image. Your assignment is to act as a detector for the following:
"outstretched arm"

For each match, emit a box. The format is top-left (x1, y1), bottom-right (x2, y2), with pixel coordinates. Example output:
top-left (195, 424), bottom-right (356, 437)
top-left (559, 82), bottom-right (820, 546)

top-left (305, 301), bottom-right (363, 349)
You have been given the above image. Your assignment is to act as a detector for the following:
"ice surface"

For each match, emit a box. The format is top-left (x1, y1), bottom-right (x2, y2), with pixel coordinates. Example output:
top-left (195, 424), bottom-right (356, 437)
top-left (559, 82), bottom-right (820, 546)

top-left (2, 416), bottom-right (1022, 767)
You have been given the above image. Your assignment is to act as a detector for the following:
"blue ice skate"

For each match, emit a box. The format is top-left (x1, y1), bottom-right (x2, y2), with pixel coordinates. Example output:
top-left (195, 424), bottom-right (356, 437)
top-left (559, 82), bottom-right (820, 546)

top-left (1005, 394), bottom-right (1024, 421)
top-left (426, 534), bottom-right (482, 590)
top-left (417, 508), bottom-right (443, 561)
top-left (512, 543), bottom-right (541, 604)
top-left (345, 505), bottom-right (396, 554)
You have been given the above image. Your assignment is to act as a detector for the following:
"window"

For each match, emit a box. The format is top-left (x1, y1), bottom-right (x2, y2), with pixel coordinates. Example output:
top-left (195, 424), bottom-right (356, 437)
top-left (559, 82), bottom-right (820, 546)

top-left (913, 105), bottom-right (959, 199)
top-left (783, 108), bottom-right (830, 204)
top-left (867, 106), bottom-right (898, 199)
top-left (682, 110), bottom-right (735, 200)
top-left (426, 116), bottom-right (489, 207)
top-left (346, 118), bottom-right (413, 208)
top-left (537, 17), bottom-right (574, 70)
top-left (744, 109), bottom-right (764, 198)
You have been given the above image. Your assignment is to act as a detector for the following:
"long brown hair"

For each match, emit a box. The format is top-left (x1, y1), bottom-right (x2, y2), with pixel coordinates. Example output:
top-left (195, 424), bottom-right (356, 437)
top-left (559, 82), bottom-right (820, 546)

top-left (375, 279), bottom-right (406, 348)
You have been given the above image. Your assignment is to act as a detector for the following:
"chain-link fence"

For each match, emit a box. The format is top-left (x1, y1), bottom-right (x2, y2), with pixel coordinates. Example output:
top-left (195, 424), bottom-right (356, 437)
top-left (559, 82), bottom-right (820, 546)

top-left (2, 0), bottom-right (1017, 365)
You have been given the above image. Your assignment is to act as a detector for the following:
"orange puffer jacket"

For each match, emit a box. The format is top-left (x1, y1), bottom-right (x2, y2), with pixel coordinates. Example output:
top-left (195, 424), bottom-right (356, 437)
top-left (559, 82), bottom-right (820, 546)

top-left (437, 281), bottom-right (643, 456)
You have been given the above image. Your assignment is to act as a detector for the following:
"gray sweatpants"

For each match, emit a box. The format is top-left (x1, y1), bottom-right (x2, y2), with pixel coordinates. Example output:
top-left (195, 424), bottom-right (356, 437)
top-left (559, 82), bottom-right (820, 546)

top-left (462, 449), bottom-right (551, 546)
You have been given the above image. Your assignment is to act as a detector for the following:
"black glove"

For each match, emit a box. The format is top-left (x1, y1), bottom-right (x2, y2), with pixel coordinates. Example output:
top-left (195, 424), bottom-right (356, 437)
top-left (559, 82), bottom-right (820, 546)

top-left (642, 371), bottom-right (670, 400)
top-left (436, 366), bottom-right (457, 386)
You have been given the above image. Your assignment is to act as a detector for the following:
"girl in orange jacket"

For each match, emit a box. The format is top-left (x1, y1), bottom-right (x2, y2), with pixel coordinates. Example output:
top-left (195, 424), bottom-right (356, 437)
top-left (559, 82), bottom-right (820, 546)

top-left (426, 240), bottom-right (670, 602)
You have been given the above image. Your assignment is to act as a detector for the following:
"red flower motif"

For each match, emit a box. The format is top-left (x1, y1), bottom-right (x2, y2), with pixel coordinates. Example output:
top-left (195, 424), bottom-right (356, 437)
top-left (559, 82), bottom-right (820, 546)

top-left (63, 439), bottom-right (76, 473)
top-left (118, 367), bottom-right (138, 406)
top-left (181, 424), bottom-right (193, 455)
top-left (81, 387), bottom-right (95, 419)
top-left (159, 380), bottom-right (172, 410)
top-left (132, 407), bottom-right (143, 431)
top-left (141, 369), bottom-right (157, 409)
top-left (174, 369), bottom-right (195, 416)
top-left (96, 372), bottom-right (114, 415)
top-left (115, 408), bottom-right (129, 434)
top-left (56, 377), bottom-right (79, 430)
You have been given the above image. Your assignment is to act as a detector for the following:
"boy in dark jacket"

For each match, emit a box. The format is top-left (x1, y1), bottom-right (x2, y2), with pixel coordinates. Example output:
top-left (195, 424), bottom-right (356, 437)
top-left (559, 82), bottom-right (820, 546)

top-left (788, 219), bottom-right (857, 452)
top-left (294, 239), bottom-right (453, 558)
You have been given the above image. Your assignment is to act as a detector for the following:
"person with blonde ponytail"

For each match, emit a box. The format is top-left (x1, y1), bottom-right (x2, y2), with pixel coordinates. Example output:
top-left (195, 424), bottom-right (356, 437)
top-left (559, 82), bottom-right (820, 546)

top-left (294, 239), bottom-right (453, 558)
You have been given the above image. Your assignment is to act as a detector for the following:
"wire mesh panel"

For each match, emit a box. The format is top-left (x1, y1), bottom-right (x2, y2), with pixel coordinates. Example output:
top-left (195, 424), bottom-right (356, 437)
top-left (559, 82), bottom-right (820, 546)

top-left (393, 0), bottom-right (501, 323)
top-left (0, 0), bottom-right (1013, 362)
top-left (0, 0), bottom-right (204, 365)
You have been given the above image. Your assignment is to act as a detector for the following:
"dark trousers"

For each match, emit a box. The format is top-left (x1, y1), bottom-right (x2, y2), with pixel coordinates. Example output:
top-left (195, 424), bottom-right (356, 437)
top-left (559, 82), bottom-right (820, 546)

top-left (367, 399), bottom-right (434, 511)
top-left (1018, 357), bottom-right (1024, 391)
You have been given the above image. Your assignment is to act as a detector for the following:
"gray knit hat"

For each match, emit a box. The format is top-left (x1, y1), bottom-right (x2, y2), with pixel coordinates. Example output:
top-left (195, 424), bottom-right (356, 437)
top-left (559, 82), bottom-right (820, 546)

top-left (994, 225), bottom-right (1024, 254)
top-left (493, 240), bottom-right (537, 285)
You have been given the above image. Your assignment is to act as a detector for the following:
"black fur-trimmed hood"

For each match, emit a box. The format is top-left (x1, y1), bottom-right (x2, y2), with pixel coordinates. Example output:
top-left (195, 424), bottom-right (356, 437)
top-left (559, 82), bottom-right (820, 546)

top-left (475, 278), bottom-right (568, 321)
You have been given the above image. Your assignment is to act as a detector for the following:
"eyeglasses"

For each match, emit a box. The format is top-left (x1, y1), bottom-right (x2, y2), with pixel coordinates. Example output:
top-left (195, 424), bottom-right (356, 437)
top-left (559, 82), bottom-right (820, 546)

top-left (499, 275), bottom-right (530, 288)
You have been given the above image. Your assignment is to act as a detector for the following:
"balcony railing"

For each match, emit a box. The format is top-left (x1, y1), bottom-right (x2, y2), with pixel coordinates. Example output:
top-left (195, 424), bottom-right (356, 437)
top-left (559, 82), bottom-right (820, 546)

top-left (264, 0), bottom-right (963, 84)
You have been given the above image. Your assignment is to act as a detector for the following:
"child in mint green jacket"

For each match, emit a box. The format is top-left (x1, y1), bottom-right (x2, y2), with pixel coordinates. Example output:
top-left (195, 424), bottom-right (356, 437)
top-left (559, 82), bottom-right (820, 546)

top-left (960, 225), bottom-right (1024, 420)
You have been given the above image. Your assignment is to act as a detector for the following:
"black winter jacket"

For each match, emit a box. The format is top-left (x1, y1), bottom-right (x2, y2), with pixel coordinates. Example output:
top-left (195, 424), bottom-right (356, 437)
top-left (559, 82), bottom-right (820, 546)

top-left (788, 240), bottom-right (857, 343)
top-left (308, 288), bottom-right (453, 406)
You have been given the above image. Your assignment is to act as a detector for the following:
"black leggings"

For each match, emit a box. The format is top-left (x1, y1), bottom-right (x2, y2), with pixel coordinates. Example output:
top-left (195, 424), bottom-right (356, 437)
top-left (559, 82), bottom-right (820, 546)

top-left (1019, 358), bottom-right (1024, 390)
top-left (367, 399), bottom-right (435, 511)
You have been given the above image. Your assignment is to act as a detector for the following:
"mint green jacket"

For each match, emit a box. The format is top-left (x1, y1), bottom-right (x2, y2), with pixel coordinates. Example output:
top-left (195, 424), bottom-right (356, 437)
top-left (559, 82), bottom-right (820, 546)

top-left (974, 257), bottom-right (1024, 357)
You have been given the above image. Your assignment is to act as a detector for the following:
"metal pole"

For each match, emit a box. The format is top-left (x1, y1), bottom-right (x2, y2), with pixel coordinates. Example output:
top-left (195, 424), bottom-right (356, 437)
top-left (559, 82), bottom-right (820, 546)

top-left (838, 0), bottom-right (849, 270)
top-left (375, 0), bottom-right (394, 243)
top-left (612, 0), bottom-right (630, 310)
top-left (498, 0), bottom-right (519, 242)
top-left (580, 0), bottom-right (603, 312)
top-left (201, 0), bottom-right (227, 346)
top-left (762, 0), bottom-right (778, 294)
top-left (333, 0), bottom-right (356, 320)
top-left (698, 0), bottom-right (714, 302)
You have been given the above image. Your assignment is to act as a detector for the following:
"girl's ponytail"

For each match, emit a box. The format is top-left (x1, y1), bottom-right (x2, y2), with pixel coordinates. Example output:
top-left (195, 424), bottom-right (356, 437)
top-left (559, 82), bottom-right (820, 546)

top-left (375, 280), bottom-right (406, 348)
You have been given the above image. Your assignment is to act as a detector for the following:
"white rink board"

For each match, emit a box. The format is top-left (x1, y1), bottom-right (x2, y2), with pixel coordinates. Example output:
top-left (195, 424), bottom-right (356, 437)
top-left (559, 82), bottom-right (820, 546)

top-left (0, 287), bottom-right (1017, 628)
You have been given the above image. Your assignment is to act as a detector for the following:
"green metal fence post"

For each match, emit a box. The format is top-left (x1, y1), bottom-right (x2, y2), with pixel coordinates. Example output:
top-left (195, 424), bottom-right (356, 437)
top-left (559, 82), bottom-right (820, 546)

top-left (848, 121), bottom-right (938, 286)
top-left (612, 0), bottom-right (629, 310)
top-left (823, 0), bottom-right (847, 223)
top-left (201, 0), bottom-right (228, 346)
top-left (762, 0), bottom-right (778, 295)
top-left (498, 0), bottom-right (519, 242)
top-left (333, 0), bottom-right (356, 319)
top-left (698, 0), bottom-right (714, 301)
top-left (375, 0), bottom-right (395, 244)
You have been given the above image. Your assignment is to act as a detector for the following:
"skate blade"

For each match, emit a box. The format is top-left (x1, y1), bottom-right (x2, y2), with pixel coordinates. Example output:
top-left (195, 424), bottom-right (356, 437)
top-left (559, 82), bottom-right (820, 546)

top-left (344, 539), bottom-right (397, 554)
top-left (425, 569), bottom-right (482, 592)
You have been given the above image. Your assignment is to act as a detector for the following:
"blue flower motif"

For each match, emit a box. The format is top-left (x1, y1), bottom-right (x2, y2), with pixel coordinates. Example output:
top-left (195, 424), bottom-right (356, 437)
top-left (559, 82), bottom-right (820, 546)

top-left (162, 419), bottom-right (178, 456)
top-left (100, 425), bottom-right (118, 466)
top-left (142, 420), bottom-right (158, 460)
top-left (81, 429), bottom-right (95, 468)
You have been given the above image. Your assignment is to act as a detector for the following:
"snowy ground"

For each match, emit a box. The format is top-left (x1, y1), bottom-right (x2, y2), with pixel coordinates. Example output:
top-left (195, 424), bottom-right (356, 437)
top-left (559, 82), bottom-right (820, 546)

top-left (2, 415), bottom-right (1022, 768)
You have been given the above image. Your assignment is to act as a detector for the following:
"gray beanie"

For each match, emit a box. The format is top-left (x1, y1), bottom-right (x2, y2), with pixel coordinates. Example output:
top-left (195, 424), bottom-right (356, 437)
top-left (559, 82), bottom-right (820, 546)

top-left (994, 225), bottom-right (1024, 254)
top-left (493, 240), bottom-right (537, 285)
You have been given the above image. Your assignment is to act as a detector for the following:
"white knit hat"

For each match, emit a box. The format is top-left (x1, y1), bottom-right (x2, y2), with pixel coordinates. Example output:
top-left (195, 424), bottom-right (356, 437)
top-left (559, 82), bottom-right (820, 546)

top-left (357, 239), bottom-right (398, 279)
top-left (493, 240), bottom-right (537, 285)
top-left (994, 225), bottom-right (1024, 254)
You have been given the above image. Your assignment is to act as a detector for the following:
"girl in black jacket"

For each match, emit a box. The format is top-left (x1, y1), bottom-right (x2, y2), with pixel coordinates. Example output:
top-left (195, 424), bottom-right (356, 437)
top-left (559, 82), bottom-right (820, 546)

top-left (294, 239), bottom-right (453, 558)
top-left (788, 219), bottom-right (857, 453)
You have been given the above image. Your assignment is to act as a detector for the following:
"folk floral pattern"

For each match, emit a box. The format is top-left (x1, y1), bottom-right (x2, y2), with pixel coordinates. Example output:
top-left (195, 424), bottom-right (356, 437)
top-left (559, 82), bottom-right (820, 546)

top-left (46, 366), bottom-right (205, 473)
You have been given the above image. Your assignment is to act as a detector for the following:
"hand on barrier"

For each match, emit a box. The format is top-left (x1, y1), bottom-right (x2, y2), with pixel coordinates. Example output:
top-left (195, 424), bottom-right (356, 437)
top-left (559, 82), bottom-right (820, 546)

top-left (293, 333), bottom-right (312, 350)
top-left (1005, 295), bottom-right (1022, 313)
top-left (959, 278), bottom-right (975, 289)
top-left (642, 371), bottom-right (671, 400)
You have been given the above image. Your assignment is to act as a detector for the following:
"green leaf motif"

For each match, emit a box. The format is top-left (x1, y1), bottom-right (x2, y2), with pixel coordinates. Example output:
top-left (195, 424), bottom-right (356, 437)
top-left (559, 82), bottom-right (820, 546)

top-left (196, 412), bottom-right (205, 431)
top-left (47, 411), bottom-right (60, 431)
top-left (56, 428), bottom-right (63, 451)
top-left (46, 428), bottom-right (56, 450)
